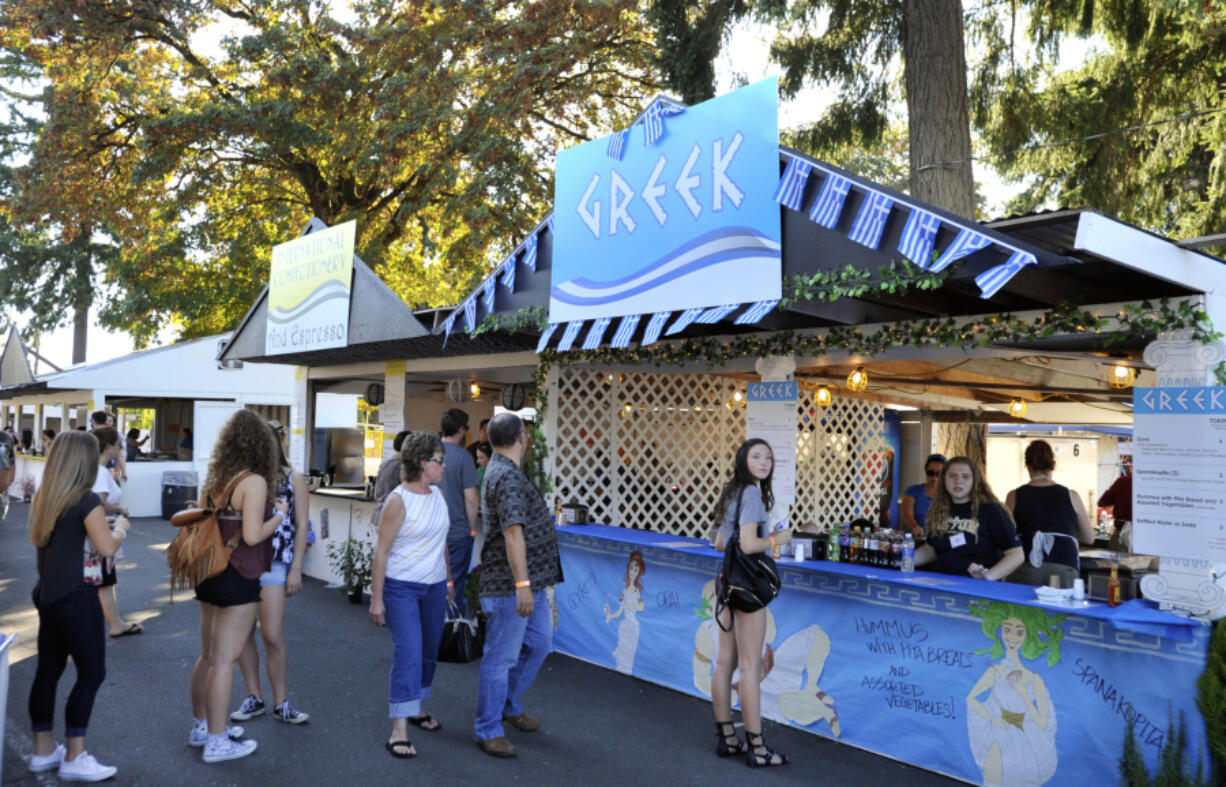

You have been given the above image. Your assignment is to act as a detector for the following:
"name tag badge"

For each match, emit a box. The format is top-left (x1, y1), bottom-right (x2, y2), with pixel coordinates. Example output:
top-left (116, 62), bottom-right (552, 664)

top-left (949, 533), bottom-right (967, 549)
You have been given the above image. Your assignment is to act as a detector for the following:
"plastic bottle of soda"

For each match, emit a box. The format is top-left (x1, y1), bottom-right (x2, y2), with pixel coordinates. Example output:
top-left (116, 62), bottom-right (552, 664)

top-left (827, 529), bottom-right (840, 562)
top-left (891, 534), bottom-right (902, 569)
top-left (838, 526), bottom-right (850, 562)
top-left (901, 532), bottom-right (915, 573)
top-left (849, 527), bottom-right (860, 564)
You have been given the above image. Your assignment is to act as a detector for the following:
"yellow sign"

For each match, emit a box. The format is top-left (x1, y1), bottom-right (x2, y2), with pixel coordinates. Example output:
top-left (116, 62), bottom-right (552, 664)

top-left (265, 221), bottom-right (356, 355)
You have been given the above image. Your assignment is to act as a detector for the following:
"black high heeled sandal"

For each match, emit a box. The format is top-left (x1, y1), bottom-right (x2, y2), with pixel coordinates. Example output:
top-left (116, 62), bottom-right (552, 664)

top-left (714, 720), bottom-right (746, 757)
top-left (745, 731), bottom-right (788, 767)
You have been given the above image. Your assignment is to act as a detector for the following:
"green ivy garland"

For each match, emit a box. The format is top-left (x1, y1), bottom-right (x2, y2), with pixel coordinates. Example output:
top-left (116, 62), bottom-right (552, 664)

top-left (470, 305), bottom-right (548, 338)
top-left (781, 259), bottom-right (950, 305)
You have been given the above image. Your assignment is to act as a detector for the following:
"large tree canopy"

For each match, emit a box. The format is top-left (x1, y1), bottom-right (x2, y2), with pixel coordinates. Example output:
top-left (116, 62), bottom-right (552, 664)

top-left (0, 0), bottom-right (656, 343)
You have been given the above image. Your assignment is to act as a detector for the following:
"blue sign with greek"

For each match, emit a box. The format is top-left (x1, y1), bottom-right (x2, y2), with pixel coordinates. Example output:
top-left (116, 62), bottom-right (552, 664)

top-left (1134, 386), bottom-right (1226, 413)
top-left (747, 381), bottom-right (798, 402)
top-left (549, 79), bottom-right (781, 323)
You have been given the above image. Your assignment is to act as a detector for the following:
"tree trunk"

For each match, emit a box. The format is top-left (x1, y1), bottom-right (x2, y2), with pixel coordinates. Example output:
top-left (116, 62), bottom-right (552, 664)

top-left (938, 422), bottom-right (987, 468)
top-left (903, 0), bottom-right (976, 217)
top-left (72, 301), bottom-right (88, 365)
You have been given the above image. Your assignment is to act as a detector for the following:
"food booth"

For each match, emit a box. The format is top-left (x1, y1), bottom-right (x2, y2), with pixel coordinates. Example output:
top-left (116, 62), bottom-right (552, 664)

top-left (220, 81), bottom-right (1221, 783)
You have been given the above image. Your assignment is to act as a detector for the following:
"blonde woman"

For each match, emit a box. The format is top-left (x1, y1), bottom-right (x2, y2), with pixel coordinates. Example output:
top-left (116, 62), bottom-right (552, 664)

top-left (916, 457), bottom-right (1024, 581)
top-left (26, 431), bottom-right (130, 781)
top-left (188, 409), bottom-right (288, 763)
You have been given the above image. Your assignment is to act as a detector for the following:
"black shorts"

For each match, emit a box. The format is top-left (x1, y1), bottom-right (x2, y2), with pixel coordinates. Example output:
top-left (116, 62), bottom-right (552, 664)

top-left (100, 560), bottom-right (118, 588)
top-left (195, 565), bottom-right (261, 608)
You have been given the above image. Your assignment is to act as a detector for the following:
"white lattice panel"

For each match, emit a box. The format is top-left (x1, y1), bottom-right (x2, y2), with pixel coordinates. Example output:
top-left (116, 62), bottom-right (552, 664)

top-left (550, 369), bottom-right (893, 538)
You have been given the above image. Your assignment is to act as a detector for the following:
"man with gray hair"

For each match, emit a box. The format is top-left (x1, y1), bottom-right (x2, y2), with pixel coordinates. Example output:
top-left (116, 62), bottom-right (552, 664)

top-left (473, 413), bottom-right (562, 758)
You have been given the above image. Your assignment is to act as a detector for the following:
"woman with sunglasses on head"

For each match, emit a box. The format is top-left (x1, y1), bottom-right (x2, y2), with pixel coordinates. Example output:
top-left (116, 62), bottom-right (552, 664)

top-left (26, 431), bottom-right (130, 781)
top-left (915, 457), bottom-right (1024, 582)
top-left (901, 454), bottom-right (946, 539)
top-left (709, 438), bottom-right (793, 768)
top-left (369, 431), bottom-right (455, 759)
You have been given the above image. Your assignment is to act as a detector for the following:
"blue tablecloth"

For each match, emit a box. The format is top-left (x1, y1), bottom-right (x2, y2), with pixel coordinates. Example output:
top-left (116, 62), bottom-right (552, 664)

top-left (555, 524), bottom-right (1210, 785)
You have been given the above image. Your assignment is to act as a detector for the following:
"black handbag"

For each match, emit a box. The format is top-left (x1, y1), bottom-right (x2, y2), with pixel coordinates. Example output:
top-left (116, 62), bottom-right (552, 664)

top-left (717, 489), bottom-right (781, 627)
top-left (437, 601), bottom-right (483, 663)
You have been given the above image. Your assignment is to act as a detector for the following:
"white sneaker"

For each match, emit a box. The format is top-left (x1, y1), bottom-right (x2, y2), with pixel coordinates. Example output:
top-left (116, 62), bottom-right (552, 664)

top-left (189, 722), bottom-right (245, 747)
top-left (202, 735), bottom-right (258, 763)
top-left (58, 751), bottom-right (117, 782)
top-left (27, 743), bottom-right (65, 772)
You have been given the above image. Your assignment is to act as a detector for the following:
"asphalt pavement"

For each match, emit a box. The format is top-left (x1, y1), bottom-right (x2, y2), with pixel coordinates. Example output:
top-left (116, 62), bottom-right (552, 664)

top-left (1, 502), bottom-right (960, 785)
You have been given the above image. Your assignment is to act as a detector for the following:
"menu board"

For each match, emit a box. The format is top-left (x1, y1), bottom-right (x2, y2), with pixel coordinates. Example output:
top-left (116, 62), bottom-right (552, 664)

top-left (746, 380), bottom-right (797, 523)
top-left (1132, 386), bottom-right (1226, 560)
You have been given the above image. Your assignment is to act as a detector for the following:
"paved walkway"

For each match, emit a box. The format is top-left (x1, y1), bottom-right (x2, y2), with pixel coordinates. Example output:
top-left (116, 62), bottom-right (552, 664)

top-left (1, 503), bottom-right (961, 785)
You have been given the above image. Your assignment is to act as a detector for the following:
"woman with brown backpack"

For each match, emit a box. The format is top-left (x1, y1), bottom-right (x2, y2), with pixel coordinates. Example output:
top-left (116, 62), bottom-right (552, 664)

top-left (186, 409), bottom-right (288, 763)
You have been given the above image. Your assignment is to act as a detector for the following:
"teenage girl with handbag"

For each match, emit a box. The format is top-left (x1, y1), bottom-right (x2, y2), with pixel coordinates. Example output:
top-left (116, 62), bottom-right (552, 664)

top-left (709, 438), bottom-right (793, 767)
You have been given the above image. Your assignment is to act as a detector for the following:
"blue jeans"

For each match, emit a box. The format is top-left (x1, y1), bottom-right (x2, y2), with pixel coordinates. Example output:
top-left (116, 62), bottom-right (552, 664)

top-left (474, 589), bottom-right (552, 741)
top-left (384, 577), bottom-right (447, 720)
top-left (447, 534), bottom-right (474, 617)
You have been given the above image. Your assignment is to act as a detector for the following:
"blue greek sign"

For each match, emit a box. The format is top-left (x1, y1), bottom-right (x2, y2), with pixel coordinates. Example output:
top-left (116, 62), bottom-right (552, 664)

top-left (1134, 386), bottom-right (1226, 414)
top-left (549, 79), bottom-right (781, 323)
top-left (747, 381), bottom-right (799, 402)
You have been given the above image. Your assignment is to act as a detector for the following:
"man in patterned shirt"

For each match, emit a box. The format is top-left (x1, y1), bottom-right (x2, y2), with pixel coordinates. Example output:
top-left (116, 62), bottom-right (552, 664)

top-left (474, 413), bottom-right (563, 758)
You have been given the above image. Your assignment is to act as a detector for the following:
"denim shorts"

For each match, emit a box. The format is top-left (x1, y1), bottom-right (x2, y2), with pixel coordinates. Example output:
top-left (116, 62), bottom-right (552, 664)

top-left (259, 560), bottom-right (288, 587)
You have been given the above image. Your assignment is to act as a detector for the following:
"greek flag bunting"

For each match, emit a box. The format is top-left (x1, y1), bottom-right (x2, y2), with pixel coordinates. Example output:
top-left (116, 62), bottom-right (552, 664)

top-left (773, 158), bottom-right (812, 211)
top-left (482, 277), bottom-right (496, 312)
top-left (523, 233), bottom-right (539, 273)
top-left (545, 215), bottom-right (554, 234)
top-left (556, 320), bottom-right (585, 352)
top-left (929, 228), bottom-right (992, 272)
top-left (734, 299), bottom-right (779, 325)
top-left (642, 102), bottom-right (684, 146)
top-left (442, 313), bottom-right (456, 347)
top-left (463, 298), bottom-right (477, 332)
top-left (641, 311), bottom-right (671, 347)
top-left (499, 256), bottom-right (516, 292)
top-left (665, 307), bottom-right (704, 336)
top-left (848, 192), bottom-right (894, 249)
top-left (609, 314), bottom-right (641, 348)
top-left (897, 208), bottom-right (941, 268)
top-left (535, 323), bottom-right (559, 354)
top-left (580, 317), bottom-right (612, 350)
top-left (809, 174), bottom-right (852, 228)
top-left (974, 250), bottom-right (1037, 299)
top-left (606, 129), bottom-right (629, 160)
top-left (695, 303), bottom-right (739, 324)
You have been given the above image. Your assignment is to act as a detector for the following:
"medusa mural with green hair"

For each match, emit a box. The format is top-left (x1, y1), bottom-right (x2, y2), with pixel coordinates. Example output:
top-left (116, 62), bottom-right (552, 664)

top-left (969, 600), bottom-right (1068, 668)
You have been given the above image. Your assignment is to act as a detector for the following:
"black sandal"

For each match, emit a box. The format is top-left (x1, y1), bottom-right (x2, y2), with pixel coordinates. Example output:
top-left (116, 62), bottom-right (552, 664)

top-left (386, 739), bottom-right (416, 759)
top-left (714, 720), bottom-right (745, 757)
top-left (745, 731), bottom-right (788, 767)
top-left (408, 714), bottom-right (441, 732)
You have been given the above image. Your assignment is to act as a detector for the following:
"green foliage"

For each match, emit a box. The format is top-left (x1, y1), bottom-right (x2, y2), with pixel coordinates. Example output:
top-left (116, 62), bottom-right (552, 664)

top-left (1195, 621), bottom-right (1226, 780)
top-left (326, 537), bottom-right (373, 595)
top-left (1119, 707), bottom-right (1210, 787)
top-left (0, 0), bottom-right (658, 343)
top-left (471, 305), bottom-right (549, 338)
top-left (782, 258), bottom-right (949, 306)
top-left (646, 0), bottom-right (748, 104)
top-left (1120, 716), bottom-right (1151, 787)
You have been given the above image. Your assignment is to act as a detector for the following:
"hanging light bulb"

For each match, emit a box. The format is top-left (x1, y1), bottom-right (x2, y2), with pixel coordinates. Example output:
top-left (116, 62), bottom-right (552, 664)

top-left (814, 386), bottom-right (834, 408)
top-left (1008, 398), bottom-right (1028, 418)
top-left (733, 390), bottom-right (743, 402)
top-left (1107, 364), bottom-right (1136, 389)
top-left (470, 382), bottom-right (481, 399)
top-left (846, 367), bottom-right (868, 392)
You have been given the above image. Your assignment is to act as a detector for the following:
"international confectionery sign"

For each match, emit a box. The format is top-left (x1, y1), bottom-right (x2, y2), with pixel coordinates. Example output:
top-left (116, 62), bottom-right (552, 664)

top-left (265, 220), bottom-right (356, 355)
top-left (549, 78), bottom-right (781, 323)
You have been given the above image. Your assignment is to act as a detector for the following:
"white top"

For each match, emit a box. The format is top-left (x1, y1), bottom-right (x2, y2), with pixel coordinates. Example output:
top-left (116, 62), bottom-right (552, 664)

top-left (386, 486), bottom-right (449, 585)
top-left (92, 465), bottom-right (121, 505)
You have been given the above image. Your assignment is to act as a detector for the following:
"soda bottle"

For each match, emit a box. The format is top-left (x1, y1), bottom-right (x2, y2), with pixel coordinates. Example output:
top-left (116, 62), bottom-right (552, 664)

top-left (849, 527), bottom-right (860, 564)
top-left (827, 529), bottom-right (839, 562)
top-left (1107, 567), bottom-right (1121, 607)
top-left (890, 534), bottom-right (901, 569)
top-left (901, 532), bottom-right (915, 573)
top-left (838, 526), bottom-right (850, 562)
top-left (869, 530), bottom-right (880, 567)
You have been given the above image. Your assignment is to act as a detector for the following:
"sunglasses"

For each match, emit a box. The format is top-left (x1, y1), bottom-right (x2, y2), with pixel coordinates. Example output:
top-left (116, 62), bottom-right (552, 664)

top-left (925, 469), bottom-right (942, 477)
top-left (426, 455), bottom-right (445, 464)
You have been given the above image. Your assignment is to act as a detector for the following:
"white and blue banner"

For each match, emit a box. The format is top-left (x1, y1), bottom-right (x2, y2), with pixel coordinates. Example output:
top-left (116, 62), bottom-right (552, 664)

top-left (555, 526), bottom-right (1208, 786)
top-left (550, 78), bottom-right (781, 324)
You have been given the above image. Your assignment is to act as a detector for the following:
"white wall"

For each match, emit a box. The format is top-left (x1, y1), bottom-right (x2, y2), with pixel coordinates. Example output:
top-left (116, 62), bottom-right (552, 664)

top-left (986, 435), bottom-right (1101, 514)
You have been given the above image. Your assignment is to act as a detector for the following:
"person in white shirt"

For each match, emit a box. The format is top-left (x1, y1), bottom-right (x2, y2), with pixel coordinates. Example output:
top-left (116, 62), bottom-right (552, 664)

top-left (90, 427), bottom-right (141, 637)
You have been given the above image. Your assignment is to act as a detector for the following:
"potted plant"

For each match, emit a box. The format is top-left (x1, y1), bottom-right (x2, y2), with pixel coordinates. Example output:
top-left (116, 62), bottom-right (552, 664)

top-left (326, 537), bottom-right (373, 604)
top-left (19, 475), bottom-right (36, 502)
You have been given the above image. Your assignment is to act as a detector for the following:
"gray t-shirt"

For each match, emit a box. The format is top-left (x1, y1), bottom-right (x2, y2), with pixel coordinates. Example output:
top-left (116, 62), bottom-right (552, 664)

top-left (717, 484), bottom-right (768, 548)
top-left (439, 441), bottom-right (477, 539)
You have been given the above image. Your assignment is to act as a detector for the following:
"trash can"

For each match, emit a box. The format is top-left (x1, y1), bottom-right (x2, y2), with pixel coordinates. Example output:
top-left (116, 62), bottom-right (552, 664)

top-left (162, 471), bottom-right (199, 520)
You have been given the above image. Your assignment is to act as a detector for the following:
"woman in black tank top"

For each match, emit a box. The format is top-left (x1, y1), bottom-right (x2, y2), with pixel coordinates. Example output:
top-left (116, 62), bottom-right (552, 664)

top-left (1004, 440), bottom-right (1096, 588)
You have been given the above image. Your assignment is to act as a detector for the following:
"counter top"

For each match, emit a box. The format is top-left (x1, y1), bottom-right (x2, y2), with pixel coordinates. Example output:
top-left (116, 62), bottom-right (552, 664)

top-left (310, 487), bottom-right (373, 502)
top-left (558, 524), bottom-right (1206, 642)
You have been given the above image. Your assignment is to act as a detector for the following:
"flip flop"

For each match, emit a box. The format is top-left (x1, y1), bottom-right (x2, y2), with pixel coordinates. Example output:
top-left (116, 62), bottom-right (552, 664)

top-left (386, 739), bottom-right (415, 759)
top-left (407, 714), bottom-right (441, 731)
top-left (110, 623), bottom-right (142, 638)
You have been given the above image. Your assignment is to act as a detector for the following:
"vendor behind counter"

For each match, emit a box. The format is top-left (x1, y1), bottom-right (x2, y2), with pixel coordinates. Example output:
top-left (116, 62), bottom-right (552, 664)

top-left (914, 457), bottom-right (1024, 582)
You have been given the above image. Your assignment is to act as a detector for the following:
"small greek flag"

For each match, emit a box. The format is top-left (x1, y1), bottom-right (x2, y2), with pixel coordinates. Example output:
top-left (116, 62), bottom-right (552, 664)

top-left (535, 323), bottom-right (559, 354)
top-left (641, 311), bottom-right (671, 347)
top-left (442, 313), bottom-right (456, 347)
top-left (606, 129), bottom-right (629, 160)
top-left (482, 277), bottom-right (496, 312)
top-left (695, 303), bottom-right (739, 324)
top-left (580, 317), bottom-right (612, 350)
top-left (848, 192), bottom-right (894, 249)
top-left (556, 320), bottom-right (585, 352)
top-left (610, 314), bottom-right (641, 348)
top-left (499, 256), bottom-right (516, 291)
top-left (734, 299), bottom-right (779, 325)
top-left (975, 251), bottom-right (1037, 299)
top-left (930, 228), bottom-right (992, 272)
top-left (642, 102), bottom-right (684, 146)
top-left (463, 299), bottom-right (477, 332)
top-left (523, 233), bottom-right (539, 273)
top-left (545, 215), bottom-right (554, 234)
top-left (665, 307), bottom-right (704, 336)
top-left (897, 209), bottom-right (941, 268)
top-left (809, 174), bottom-right (851, 228)
top-left (773, 158), bottom-right (812, 212)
